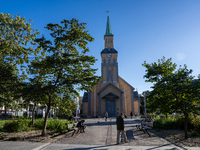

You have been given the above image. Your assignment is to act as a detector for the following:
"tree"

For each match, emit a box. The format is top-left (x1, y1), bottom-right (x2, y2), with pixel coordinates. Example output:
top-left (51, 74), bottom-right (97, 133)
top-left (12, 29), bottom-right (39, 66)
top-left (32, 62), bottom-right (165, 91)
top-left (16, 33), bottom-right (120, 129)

top-left (0, 13), bottom-right (40, 111)
top-left (19, 81), bottom-right (44, 125)
top-left (29, 19), bottom-right (101, 136)
top-left (142, 57), bottom-right (200, 139)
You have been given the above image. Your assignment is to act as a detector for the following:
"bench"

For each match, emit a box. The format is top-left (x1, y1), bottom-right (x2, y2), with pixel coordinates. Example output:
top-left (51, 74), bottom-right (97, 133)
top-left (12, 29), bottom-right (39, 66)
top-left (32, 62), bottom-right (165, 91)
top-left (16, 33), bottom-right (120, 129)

top-left (136, 119), bottom-right (154, 137)
top-left (66, 123), bottom-right (81, 136)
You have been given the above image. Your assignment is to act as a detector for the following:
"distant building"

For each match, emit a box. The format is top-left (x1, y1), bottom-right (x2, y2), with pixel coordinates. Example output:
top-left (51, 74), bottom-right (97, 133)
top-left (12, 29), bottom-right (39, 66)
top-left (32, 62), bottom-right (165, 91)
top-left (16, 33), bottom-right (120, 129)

top-left (82, 14), bottom-right (140, 117)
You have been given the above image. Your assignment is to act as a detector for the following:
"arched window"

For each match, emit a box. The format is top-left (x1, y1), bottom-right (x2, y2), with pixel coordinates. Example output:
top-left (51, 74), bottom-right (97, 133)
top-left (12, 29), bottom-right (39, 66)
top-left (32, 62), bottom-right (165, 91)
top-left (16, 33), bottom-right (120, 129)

top-left (103, 59), bottom-right (106, 65)
top-left (108, 71), bottom-right (111, 79)
top-left (108, 59), bottom-right (111, 65)
top-left (113, 59), bottom-right (116, 65)
top-left (106, 39), bottom-right (107, 43)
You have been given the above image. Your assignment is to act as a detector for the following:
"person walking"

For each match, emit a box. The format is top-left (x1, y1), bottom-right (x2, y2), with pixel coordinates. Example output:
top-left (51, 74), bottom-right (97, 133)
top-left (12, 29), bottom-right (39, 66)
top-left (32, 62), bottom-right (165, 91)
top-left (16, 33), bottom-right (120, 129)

top-left (116, 113), bottom-right (129, 144)
top-left (105, 112), bottom-right (108, 121)
top-left (130, 111), bottom-right (133, 119)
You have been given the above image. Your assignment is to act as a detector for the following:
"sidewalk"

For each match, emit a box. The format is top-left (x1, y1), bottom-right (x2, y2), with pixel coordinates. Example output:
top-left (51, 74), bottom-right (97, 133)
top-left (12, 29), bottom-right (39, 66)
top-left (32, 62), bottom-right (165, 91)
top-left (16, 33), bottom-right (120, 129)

top-left (0, 141), bottom-right (200, 150)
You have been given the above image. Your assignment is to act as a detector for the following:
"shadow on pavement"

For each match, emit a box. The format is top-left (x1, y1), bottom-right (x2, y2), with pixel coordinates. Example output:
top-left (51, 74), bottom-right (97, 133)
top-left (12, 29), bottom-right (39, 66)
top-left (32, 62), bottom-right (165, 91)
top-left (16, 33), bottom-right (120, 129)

top-left (85, 119), bottom-right (141, 127)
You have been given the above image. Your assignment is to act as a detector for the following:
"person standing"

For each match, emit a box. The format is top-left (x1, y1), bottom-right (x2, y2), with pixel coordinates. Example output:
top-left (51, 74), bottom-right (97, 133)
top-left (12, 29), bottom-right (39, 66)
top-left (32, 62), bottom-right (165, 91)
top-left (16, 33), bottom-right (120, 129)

top-left (130, 111), bottom-right (133, 119)
top-left (116, 113), bottom-right (129, 144)
top-left (105, 112), bottom-right (108, 121)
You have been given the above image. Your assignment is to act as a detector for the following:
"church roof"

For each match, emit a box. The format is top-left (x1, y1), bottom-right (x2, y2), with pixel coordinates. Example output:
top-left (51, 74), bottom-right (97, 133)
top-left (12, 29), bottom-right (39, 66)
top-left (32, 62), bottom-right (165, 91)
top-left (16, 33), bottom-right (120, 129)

top-left (105, 14), bottom-right (113, 36)
top-left (101, 48), bottom-right (118, 53)
top-left (119, 76), bottom-right (135, 90)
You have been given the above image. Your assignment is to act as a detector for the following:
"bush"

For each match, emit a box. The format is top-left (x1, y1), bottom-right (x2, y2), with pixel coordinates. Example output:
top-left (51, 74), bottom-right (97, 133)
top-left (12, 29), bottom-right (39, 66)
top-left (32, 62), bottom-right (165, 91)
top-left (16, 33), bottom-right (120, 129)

top-left (3, 118), bottom-right (31, 132)
top-left (34, 118), bottom-right (72, 132)
top-left (0, 120), bottom-right (5, 131)
top-left (191, 130), bottom-right (199, 137)
top-left (154, 117), bottom-right (178, 129)
top-left (153, 114), bottom-right (200, 134)
top-left (2, 118), bottom-right (74, 133)
top-left (34, 118), bottom-right (44, 129)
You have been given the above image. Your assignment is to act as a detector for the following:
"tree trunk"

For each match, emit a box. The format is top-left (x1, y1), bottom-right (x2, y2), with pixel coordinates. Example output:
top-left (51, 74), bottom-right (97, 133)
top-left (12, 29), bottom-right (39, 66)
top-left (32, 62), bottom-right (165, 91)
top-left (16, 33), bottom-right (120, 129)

top-left (32, 104), bottom-right (36, 126)
top-left (165, 114), bottom-right (168, 118)
top-left (5, 106), bottom-right (7, 115)
top-left (184, 114), bottom-right (189, 139)
top-left (41, 103), bottom-right (51, 136)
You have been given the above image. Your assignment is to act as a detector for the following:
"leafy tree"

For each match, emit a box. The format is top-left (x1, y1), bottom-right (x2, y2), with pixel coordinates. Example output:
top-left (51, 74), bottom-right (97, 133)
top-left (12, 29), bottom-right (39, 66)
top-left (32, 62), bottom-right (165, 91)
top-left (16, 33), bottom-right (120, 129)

top-left (142, 57), bottom-right (200, 139)
top-left (19, 81), bottom-right (45, 125)
top-left (0, 13), bottom-right (40, 112)
top-left (29, 18), bottom-right (101, 136)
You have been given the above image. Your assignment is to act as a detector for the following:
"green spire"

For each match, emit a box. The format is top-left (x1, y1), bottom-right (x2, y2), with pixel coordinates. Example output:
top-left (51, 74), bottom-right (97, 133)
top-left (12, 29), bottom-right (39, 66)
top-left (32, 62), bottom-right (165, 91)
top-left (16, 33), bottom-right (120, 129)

top-left (105, 13), bottom-right (113, 36)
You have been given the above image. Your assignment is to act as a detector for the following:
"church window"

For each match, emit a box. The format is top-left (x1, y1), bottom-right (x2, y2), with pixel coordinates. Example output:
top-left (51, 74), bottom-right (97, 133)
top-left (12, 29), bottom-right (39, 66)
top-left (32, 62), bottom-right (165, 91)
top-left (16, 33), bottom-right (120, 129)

top-left (108, 39), bottom-right (110, 43)
top-left (108, 71), bottom-right (111, 79)
top-left (103, 59), bottom-right (106, 66)
top-left (106, 39), bottom-right (107, 43)
top-left (108, 59), bottom-right (111, 65)
top-left (113, 59), bottom-right (116, 65)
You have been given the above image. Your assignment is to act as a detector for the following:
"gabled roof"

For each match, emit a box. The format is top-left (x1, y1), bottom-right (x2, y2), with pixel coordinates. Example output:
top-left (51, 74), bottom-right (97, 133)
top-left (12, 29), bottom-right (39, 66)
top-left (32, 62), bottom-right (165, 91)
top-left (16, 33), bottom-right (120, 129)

top-left (97, 83), bottom-right (124, 95)
top-left (102, 92), bottom-right (119, 98)
top-left (119, 76), bottom-right (135, 90)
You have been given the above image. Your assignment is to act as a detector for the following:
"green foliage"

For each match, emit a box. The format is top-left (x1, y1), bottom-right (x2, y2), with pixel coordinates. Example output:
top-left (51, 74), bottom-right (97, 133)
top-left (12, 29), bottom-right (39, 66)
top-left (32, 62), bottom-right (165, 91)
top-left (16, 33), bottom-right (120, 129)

top-left (46, 118), bottom-right (67, 131)
top-left (34, 118), bottom-right (72, 131)
top-left (154, 114), bottom-right (200, 134)
top-left (0, 13), bottom-right (40, 112)
top-left (0, 120), bottom-right (5, 131)
top-left (191, 130), bottom-right (199, 137)
top-left (3, 118), bottom-right (31, 132)
top-left (142, 56), bottom-right (200, 138)
top-left (29, 18), bottom-right (101, 135)
top-left (154, 117), bottom-right (178, 129)
top-left (34, 118), bottom-right (44, 129)
top-left (1, 118), bottom-right (72, 133)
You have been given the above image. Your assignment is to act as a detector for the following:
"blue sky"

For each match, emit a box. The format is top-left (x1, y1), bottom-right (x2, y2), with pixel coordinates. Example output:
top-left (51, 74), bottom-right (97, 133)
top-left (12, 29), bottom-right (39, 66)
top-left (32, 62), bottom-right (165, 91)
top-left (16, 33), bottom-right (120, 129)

top-left (1, 0), bottom-right (200, 95)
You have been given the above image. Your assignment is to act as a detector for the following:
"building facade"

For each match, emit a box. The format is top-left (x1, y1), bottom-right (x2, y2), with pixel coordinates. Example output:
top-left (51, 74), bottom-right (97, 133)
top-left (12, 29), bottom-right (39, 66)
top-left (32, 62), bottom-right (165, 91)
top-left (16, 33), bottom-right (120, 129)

top-left (82, 14), bottom-right (139, 117)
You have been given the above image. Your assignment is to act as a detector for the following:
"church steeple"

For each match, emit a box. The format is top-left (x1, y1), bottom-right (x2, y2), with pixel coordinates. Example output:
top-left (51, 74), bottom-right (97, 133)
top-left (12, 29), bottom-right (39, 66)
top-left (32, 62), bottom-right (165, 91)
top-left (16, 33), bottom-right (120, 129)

top-left (104, 12), bottom-right (114, 49)
top-left (105, 12), bottom-right (113, 36)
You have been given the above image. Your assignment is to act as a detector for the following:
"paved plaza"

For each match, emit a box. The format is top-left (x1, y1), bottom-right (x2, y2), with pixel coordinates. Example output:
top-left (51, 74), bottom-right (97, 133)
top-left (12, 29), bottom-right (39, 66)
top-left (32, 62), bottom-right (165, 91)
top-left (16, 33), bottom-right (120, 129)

top-left (0, 117), bottom-right (199, 150)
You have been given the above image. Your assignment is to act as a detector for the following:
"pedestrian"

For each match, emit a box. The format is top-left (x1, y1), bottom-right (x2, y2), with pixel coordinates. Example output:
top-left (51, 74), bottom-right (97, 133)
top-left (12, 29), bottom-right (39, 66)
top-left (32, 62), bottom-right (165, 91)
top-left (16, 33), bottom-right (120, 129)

top-left (105, 112), bottom-right (108, 121)
top-left (77, 120), bottom-right (86, 133)
top-left (130, 111), bottom-right (133, 119)
top-left (116, 113), bottom-right (129, 144)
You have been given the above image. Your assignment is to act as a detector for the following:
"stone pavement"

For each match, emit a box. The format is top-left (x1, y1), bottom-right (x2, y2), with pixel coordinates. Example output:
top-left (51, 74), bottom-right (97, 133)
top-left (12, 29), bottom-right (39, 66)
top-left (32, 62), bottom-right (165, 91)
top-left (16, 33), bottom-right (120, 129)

top-left (0, 117), bottom-right (199, 150)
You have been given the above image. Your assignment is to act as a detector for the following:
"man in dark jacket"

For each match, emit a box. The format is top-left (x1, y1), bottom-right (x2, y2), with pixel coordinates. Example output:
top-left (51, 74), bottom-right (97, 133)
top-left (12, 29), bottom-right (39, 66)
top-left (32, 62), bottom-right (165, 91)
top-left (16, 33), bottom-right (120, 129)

top-left (77, 120), bottom-right (86, 133)
top-left (116, 113), bottom-right (129, 144)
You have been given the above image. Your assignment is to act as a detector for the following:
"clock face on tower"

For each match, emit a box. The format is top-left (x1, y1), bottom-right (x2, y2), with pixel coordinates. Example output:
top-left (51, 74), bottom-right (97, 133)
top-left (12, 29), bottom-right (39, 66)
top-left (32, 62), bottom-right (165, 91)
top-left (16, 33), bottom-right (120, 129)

top-left (107, 53), bottom-right (112, 58)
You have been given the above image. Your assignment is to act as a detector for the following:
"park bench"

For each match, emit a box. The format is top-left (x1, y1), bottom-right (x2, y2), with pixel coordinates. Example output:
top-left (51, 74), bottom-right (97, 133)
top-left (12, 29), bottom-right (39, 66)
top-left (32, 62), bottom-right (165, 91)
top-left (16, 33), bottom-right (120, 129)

top-left (136, 118), bottom-right (154, 137)
top-left (66, 122), bottom-right (81, 136)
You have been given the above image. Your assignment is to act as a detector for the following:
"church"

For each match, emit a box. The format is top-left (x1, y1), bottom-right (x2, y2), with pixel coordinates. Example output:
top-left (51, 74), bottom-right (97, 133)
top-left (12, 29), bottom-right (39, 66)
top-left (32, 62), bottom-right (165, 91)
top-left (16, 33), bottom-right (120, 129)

top-left (82, 14), bottom-right (140, 117)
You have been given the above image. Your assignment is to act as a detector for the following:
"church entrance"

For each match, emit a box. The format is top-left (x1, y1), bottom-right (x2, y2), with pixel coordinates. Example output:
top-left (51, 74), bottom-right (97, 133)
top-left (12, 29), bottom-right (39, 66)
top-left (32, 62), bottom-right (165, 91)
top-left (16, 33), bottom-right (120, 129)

top-left (106, 99), bottom-right (116, 116)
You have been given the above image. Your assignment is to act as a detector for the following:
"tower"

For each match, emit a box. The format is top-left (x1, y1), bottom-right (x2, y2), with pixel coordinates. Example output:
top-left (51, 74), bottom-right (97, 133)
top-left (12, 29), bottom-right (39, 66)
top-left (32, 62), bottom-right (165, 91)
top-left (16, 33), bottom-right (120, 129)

top-left (101, 13), bottom-right (119, 85)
